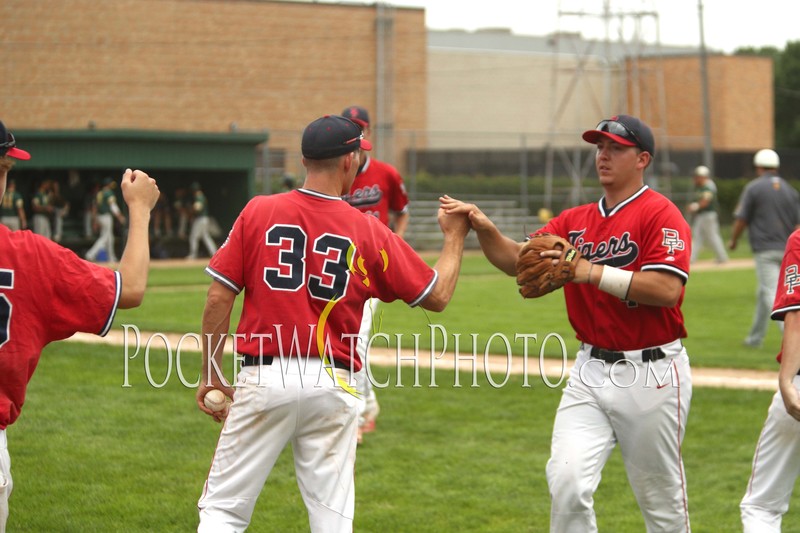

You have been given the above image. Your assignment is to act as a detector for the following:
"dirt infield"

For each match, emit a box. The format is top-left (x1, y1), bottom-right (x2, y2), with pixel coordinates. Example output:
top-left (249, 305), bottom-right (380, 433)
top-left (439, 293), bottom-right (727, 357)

top-left (68, 256), bottom-right (776, 390)
top-left (66, 328), bottom-right (778, 392)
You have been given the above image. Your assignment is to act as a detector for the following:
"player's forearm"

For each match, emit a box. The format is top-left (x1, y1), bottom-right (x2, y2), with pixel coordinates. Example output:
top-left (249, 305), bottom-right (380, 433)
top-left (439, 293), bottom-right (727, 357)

top-left (476, 226), bottom-right (521, 277)
top-left (117, 205), bottom-right (152, 308)
top-left (201, 283), bottom-right (236, 383)
top-left (393, 211), bottom-right (410, 239)
top-left (779, 312), bottom-right (800, 420)
top-left (779, 312), bottom-right (800, 384)
top-left (421, 233), bottom-right (466, 312)
top-left (586, 267), bottom-right (682, 307)
top-left (625, 271), bottom-right (683, 307)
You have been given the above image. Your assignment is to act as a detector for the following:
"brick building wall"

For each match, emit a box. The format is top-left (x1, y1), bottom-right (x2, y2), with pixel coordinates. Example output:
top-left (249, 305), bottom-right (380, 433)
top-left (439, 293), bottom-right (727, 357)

top-left (631, 54), bottom-right (773, 152)
top-left (0, 0), bottom-right (427, 174)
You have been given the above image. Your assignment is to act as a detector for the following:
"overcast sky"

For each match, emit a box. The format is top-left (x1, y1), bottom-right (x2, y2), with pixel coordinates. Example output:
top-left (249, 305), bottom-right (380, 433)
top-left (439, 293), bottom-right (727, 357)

top-left (375, 0), bottom-right (797, 54)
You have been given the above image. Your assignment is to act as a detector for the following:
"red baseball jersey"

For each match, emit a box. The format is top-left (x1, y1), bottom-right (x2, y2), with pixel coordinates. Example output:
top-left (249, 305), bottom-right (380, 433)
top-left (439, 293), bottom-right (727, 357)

top-left (537, 186), bottom-right (690, 350)
top-left (0, 226), bottom-right (120, 429)
top-left (343, 157), bottom-right (409, 227)
top-left (770, 229), bottom-right (800, 363)
top-left (206, 189), bottom-right (437, 371)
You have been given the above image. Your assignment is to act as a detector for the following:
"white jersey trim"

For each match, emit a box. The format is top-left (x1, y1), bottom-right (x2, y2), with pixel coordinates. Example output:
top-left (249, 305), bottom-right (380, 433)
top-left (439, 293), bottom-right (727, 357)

top-left (206, 266), bottom-right (243, 294)
top-left (296, 188), bottom-right (343, 201)
top-left (598, 185), bottom-right (650, 218)
top-left (99, 271), bottom-right (122, 337)
top-left (641, 263), bottom-right (689, 283)
top-left (771, 304), bottom-right (800, 321)
top-left (409, 270), bottom-right (439, 308)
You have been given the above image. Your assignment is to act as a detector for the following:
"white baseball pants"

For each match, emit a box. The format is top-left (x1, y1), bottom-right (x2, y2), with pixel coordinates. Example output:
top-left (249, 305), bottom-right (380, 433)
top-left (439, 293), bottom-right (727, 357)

top-left (85, 213), bottom-right (116, 262)
top-left (546, 342), bottom-right (692, 533)
top-left (741, 375), bottom-right (800, 532)
top-left (188, 216), bottom-right (218, 259)
top-left (690, 211), bottom-right (728, 263)
top-left (197, 358), bottom-right (360, 533)
top-left (0, 429), bottom-right (10, 533)
top-left (355, 298), bottom-right (379, 426)
top-left (746, 251), bottom-right (785, 347)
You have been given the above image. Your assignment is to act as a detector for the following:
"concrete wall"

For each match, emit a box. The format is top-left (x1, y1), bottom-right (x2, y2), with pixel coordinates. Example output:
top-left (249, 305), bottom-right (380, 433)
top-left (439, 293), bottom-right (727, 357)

top-left (427, 46), bottom-right (610, 150)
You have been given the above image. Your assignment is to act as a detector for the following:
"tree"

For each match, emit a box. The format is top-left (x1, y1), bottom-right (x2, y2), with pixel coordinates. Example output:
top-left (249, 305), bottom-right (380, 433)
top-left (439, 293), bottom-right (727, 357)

top-left (774, 42), bottom-right (800, 148)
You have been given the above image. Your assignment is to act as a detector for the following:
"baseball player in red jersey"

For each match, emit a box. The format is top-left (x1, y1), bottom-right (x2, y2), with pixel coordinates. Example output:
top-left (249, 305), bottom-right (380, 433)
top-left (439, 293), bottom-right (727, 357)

top-left (0, 120), bottom-right (160, 531)
top-left (341, 105), bottom-right (410, 442)
top-left (741, 228), bottom-right (800, 531)
top-left (195, 115), bottom-right (469, 533)
top-left (442, 115), bottom-right (693, 532)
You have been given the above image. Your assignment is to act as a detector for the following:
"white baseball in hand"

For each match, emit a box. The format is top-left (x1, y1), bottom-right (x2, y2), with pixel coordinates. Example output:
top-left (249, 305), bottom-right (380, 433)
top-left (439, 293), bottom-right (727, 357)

top-left (203, 389), bottom-right (228, 412)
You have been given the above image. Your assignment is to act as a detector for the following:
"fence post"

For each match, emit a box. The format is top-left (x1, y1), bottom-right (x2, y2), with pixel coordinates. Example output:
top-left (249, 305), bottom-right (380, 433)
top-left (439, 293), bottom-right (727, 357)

top-left (520, 134), bottom-right (529, 214)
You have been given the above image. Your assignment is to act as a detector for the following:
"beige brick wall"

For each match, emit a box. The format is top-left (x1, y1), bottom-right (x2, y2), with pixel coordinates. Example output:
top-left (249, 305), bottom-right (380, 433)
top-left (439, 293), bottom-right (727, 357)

top-left (0, 0), bottom-right (427, 172)
top-left (631, 54), bottom-right (773, 152)
top-left (1, 1), bottom-right (775, 170)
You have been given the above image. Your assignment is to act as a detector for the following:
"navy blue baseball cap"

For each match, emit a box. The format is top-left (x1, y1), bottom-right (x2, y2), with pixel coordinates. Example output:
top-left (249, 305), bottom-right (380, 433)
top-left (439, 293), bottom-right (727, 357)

top-left (341, 106), bottom-right (370, 129)
top-left (582, 114), bottom-right (655, 157)
top-left (302, 115), bottom-right (372, 160)
top-left (0, 121), bottom-right (31, 160)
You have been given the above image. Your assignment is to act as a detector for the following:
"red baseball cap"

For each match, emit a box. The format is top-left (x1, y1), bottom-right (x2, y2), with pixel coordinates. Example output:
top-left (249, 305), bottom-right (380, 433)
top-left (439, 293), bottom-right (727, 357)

top-left (341, 106), bottom-right (370, 129)
top-left (582, 114), bottom-right (655, 156)
top-left (0, 121), bottom-right (31, 160)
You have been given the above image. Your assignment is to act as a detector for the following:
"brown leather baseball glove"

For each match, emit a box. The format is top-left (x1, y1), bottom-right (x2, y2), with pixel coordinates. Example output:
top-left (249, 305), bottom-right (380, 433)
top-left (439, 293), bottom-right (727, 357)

top-left (515, 233), bottom-right (582, 298)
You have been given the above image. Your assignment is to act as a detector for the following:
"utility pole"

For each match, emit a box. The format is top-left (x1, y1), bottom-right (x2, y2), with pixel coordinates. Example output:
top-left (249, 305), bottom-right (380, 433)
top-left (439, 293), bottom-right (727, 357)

top-left (698, 0), bottom-right (714, 175)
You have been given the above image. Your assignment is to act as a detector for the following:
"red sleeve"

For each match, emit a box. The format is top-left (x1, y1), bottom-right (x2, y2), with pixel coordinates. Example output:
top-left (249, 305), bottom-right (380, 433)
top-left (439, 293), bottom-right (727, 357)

top-left (38, 237), bottom-right (120, 340)
top-left (206, 200), bottom-right (249, 293)
top-left (772, 230), bottom-right (800, 321)
top-left (386, 166), bottom-right (410, 214)
top-left (639, 202), bottom-right (691, 283)
top-left (535, 216), bottom-right (564, 239)
top-left (366, 229), bottom-right (436, 307)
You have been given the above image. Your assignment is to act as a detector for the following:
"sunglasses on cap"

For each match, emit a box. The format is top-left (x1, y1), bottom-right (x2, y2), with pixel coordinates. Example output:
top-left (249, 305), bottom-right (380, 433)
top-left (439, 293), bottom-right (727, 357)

top-left (595, 120), bottom-right (644, 151)
top-left (0, 132), bottom-right (17, 154)
top-left (343, 132), bottom-right (364, 146)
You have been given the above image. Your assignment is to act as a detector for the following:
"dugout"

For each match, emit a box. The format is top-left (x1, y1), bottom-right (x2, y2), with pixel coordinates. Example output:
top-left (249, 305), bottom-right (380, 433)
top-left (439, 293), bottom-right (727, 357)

top-left (9, 129), bottom-right (268, 257)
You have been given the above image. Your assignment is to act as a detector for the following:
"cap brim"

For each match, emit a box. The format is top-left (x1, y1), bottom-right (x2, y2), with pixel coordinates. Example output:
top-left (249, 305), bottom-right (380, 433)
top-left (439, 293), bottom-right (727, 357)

top-left (582, 130), bottom-right (637, 148)
top-left (6, 147), bottom-right (31, 160)
top-left (359, 139), bottom-right (372, 151)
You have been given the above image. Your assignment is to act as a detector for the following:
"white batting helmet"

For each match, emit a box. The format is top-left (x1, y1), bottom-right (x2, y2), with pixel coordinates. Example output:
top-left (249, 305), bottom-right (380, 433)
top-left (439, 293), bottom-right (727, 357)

top-left (694, 165), bottom-right (710, 177)
top-left (753, 149), bottom-right (780, 169)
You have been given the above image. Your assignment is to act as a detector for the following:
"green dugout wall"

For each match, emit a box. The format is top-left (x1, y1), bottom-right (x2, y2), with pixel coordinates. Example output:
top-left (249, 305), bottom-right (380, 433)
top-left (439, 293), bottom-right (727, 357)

top-left (10, 129), bottom-right (268, 247)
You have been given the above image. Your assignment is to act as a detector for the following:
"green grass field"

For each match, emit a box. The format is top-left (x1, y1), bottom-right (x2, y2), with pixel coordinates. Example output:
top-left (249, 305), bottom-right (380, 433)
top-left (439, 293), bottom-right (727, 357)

top-left (115, 252), bottom-right (784, 371)
top-left (6, 253), bottom-right (798, 532)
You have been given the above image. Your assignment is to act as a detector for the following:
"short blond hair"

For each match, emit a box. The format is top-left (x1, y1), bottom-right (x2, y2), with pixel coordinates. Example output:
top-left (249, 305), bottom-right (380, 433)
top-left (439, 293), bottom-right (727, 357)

top-left (0, 156), bottom-right (16, 173)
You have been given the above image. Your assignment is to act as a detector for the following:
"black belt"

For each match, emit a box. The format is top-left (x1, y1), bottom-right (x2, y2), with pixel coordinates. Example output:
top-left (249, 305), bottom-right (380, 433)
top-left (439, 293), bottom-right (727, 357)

top-left (241, 355), bottom-right (352, 371)
top-left (590, 346), bottom-right (666, 364)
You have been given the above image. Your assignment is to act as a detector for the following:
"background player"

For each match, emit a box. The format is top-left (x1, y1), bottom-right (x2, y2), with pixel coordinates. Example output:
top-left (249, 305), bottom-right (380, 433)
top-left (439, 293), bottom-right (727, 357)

top-left (0, 120), bottom-right (160, 531)
top-left (186, 182), bottom-right (218, 260)
top-left (741, 227), bottom-right (800, 531)
top-left (687, 165), bottom-right (728, 264)
top-left (442, 114), bottom-right (693, 532)
top-left (0, 179), bottom-right (26, 231)
top-left (341, 105), bottom-right (411, 443)
top-left (195, 115), bottom-right (469, 533)
top-left (730, 149), bottom-right (800, 348)
top-left (85, 177), bottom-right (127, 263)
